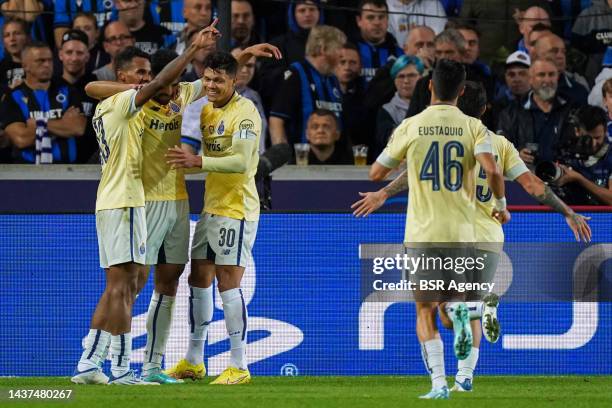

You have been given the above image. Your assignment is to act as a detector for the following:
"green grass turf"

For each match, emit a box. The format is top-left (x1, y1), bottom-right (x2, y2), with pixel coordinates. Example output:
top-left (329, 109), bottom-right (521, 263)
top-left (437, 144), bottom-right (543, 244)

top-left (1, 376), bottom-right (611, 408)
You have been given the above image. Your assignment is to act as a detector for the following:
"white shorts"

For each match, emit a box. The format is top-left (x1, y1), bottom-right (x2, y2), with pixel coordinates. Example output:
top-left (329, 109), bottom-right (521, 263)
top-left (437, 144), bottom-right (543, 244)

top-left (191, 213), bottom-right (258, 267)
top-left (96, 207), bottom-right (147, 268)
top-left (145, 199), bottom-right (190, 265)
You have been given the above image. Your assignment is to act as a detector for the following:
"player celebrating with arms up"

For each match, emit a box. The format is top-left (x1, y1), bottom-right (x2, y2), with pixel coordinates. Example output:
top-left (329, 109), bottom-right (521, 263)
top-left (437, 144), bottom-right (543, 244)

top-left (369, 60), bottom-right (506, 399)
top-left (166, 52), bottom-right (261, 385)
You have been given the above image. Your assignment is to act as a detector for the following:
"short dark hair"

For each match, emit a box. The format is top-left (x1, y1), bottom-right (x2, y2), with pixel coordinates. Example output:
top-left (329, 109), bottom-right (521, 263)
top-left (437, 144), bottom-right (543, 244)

top-left (3, 16), bottom-right (28, 35)
top-left (457, 81), bottom-right (487, 118)
top-left (151, 49), bottom-right (178, 76)
top-left (309, 109), bottom-right (339, 128)
top-left (575, 105), bottom-right (608, 131)
top-left (358, 0), bottom-right (387, 14)
top-left (114, 46), bottom-right (150, 75)
top-left (73, 12), bottom-right (97, 28)
top-left (203, 51), bottom-right (238, 76)
top-left (432, 59), bottom-right (466, 101)
top-left (449, 22), bottom-right (481, 38)
top-left (342, 41), bottom-right (359, 53)
top-left (530, 22), bottom-right (552, 36)
top-left (21, 41), bottom-right (50, 60)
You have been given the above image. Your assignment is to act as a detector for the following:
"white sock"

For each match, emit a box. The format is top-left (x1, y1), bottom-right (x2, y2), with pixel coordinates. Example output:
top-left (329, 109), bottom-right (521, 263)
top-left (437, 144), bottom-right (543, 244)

top-left (143, 291), bottom-right (175, 375)
top-left (110, 333), bottom-right (132, 378)
top-left (220, 288), bottom-right (248, 370)
top-left (77, 329), bottom-right (111, 372)
top-left (185, 285), bottom-right (213, 365)
top-left (445, 302), bottom-right (483, 320)
top-left (456, 347), bottom-right (479, 383)
top-left (420, 339), bottom-right (447, 390)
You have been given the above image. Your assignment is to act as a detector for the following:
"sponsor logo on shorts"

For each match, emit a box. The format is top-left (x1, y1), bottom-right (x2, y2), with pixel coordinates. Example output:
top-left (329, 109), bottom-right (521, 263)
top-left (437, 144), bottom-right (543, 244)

top-left (223, 249), bottom-right (231, 255)
top-left (140, 243), bottom-right (146, 255)
top-left (239, 119), bottom-right (255, 131)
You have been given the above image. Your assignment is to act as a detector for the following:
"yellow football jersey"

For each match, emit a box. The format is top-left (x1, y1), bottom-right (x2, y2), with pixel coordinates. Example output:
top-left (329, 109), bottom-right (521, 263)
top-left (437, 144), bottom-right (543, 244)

top-left (141, 80), bottom-right (203, 201)
top-left (378, 104), bottom-right (492, 244)
top-left (93, 89), bottom-right (145, 212)
top-left (474, 134), bottom-right (529, 244)
top-left (200, 92), bottom-right (261, 221)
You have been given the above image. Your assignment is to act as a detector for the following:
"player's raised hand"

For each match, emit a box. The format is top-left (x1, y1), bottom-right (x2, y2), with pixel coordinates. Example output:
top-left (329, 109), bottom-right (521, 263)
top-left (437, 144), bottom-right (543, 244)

top-left (240, 43), bottom-right (283, 61)
top-left (193, 18), bottom-right (221, 49)
top-left (565, 212), bottom-right (592, 243)
top-left (351, 191), bottom-right (388, 217)
top-left (492, 209), bottom-right (511, 224)
top-left (166, 145), bottom-right (202, 169)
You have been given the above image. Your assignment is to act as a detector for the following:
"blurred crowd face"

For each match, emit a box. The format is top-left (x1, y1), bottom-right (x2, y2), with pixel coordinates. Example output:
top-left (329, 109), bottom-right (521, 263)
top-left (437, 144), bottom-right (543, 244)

top-left (319, 44), bottom-right (342, 75)
top-left (518, 7), bottom-right (550, 43)
top-left (231, 0), bottom-right (255, 44)
top-left (604, 89), bottom-right (612, 118)
top-left (103, 22), bottom-right (135, 59)
top-left (530, 60), bottom-right (558, 102)
top-left (435, 41), bottom-right (462, 62)
top-left (534, 34), bottom-right (566, 73)
top-left (203, 67), bottom-right (236, 105)
top-left (394, 64), bottom-right (420, 100)
top-left (73, 15), bottom-right (99, 50)
top-left (117, 56), bottom-right (151, 84)
top-left (458, 28), bottom-right (479, 64)
top-left (306, 113), bottom-right (339, 148)
top-left (3, 21), bottom-right (28, 60)
top-left (230, 48), bottom-right (255, 89)
top-left (23, 46), bottom-right (53, 83)
top-left (60, 40), bottom-right (90, 76)
top-left (357, 3), bottom-right (388, 45)
top-left (403, 27), bottom-right (435, 67)
top-left (334, 47), bottom-right (361, 85)
top-left (526, 27), bottom-right (551, 56)
top-left (577, 124), bottom-right (607, 154)
top-left (184, 0), bottom-right (212, 30)
top-left (114, 0), bottom-right (146, 27)
top-left (505, 65), bottom-right (530, 97)
top-left (295, 2), bottom-right (320, 30)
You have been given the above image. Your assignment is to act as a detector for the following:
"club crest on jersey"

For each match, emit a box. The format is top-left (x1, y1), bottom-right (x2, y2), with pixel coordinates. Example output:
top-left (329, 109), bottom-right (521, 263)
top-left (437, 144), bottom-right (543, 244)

top-left (56, 93), bottom-right (67, 104)
top-left (208, 125), bottom-right (214, 134)
top-left (217, 121), bottom-right (225, 135)
top-left (169, 101), bottom-right (180, 113)
top-left (139, 243), bottom-right (146, 255)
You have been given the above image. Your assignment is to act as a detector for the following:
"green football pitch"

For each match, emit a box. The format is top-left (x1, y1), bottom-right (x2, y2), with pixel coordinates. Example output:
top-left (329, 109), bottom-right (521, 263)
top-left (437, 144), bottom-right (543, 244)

top-left (1, 376), bottom-right (611, 407)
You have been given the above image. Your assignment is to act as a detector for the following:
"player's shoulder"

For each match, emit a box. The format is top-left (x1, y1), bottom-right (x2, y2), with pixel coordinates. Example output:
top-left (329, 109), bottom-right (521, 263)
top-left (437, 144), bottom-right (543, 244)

top-left (231, 94), bottom-right (258, 116)
top-left (100, 88), bottom-right (136, 109)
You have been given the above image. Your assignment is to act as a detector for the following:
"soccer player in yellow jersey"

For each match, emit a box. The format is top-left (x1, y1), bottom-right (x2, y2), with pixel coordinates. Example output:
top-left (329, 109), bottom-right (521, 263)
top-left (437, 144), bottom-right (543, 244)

top-left (71, 23), bottom-right (221, 386)
top-left (166, 52), bottom-right (262, 385)
top-left (368, 60), bottom-right (507, 399)
top-left (354, 81), bottom-right (591, 395)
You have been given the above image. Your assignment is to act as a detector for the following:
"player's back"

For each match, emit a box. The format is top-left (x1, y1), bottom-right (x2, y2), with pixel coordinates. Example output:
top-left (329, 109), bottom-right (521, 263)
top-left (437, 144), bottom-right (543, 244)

top-left (397, 105), bottom-right (491, 244)
top-left (140, 81), bottom-right (202, 202)
top-left (200, 93), bottom-right (261, 221)
top-left (93, 89), bottom-right (145, 212)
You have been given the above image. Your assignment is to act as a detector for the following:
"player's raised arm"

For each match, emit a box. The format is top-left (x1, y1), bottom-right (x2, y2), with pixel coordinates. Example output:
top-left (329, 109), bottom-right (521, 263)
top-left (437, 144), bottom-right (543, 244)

top-left (85, 81), bottom-right (139, 100)
top-left (134, 19), bottom-right (220, 108)
top-left (236, 43), bottom-right (283, 65)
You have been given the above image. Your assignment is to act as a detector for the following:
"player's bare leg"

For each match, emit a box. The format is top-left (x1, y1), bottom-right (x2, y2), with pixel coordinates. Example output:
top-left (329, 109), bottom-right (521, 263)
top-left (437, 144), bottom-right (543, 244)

top-left (210, 264), bottom-right (251, 385)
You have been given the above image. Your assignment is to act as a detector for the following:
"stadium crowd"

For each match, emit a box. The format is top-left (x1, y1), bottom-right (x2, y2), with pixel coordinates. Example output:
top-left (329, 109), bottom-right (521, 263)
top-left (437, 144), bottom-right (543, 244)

top-left (0, 0), bottom-right (610, 204)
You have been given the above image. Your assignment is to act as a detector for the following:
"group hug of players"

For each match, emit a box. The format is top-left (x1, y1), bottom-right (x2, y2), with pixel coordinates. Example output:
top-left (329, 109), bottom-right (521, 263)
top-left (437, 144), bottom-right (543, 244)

top-left (69, 18), bottom-right (592, 397)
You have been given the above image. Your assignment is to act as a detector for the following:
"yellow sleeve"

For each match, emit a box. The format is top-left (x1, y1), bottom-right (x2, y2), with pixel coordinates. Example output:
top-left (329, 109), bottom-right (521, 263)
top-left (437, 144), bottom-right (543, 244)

top-left (473, 121), bottom-right (493, 156)
top-left (113, 89), bottom-right (140, 118)
top-left (376, 121), bottom-right (409, 168)
top-left (501, 136), bottom-right (529, 180)
top-left (178, 80), bottom-right (204, 106)
top-left (201, 131), bottom-right (257, 173)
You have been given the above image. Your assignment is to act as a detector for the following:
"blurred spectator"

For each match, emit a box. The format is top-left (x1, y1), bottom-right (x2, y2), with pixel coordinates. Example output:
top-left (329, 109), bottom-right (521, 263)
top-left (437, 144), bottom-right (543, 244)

top-left (53, 0), bottom-right (114, 48)
top-left (0, 42), bottom-right (86, 163)
top-left (571, 0), bottom-right (612, 83)
top-left (406, 28), bottom-right (495, 119)
top-left (354, 0), bottom-right (403, 84)
top-left (497, 58), bottom-right (579, 164)
top-left (182, 29), bottom-right (215, 81)
top-left (402, 25), bottom-right (435, 69)
top-left (93, 21), bottom-right (135, 80)
top-left (335, 42), bottom-right (371, 147)
top-left (0, 17), bottom-right (28, 90)
top-left (603, 78), bottom-right (612, 141)
top-left (1, 0), bottom-right (53, 51)
top-left (459, 0), bottom-right (552, 63)
top-left (516, 6), bottom-right (551, 53)
top-left (524, 22), bottom-right (552, 56)
top-left (231, 0), bottom-right (262, 49)
top-left (532, 33), bottom-right (589, 104)
top-left (175, 0), bottom-right (212, 54)
top-left (115, 0), bottom-right (173, 54)
top-left (386, 0), bottom-right (447, 48)
top-left (230, 47), bottom-right (268, 153)
top-left (72, 12), bottom-right (108, 73)
top-left (152, 0), bottom-right (188, 39)
top-left (454, 22), bottom-right (491, 77)
top-left (269, 25), bottom-right (346, 147)
top-left (555, 105), bottom-right (612, 205)
top-left (491, 50), bottom-right (531, 129)
top-left (375, 55), bottom-right (422, 156)
top-left (305, 109), bottom-right (353, 164)
top-left (588, 47), bottom-right (612, 108)
top-left (57, 30), bottom-right (98, 162)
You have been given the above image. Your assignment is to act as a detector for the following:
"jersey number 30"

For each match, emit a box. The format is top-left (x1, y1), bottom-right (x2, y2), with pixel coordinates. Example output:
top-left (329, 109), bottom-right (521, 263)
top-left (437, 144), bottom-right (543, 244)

top-left (419, 141), bottom-right (464, 191)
